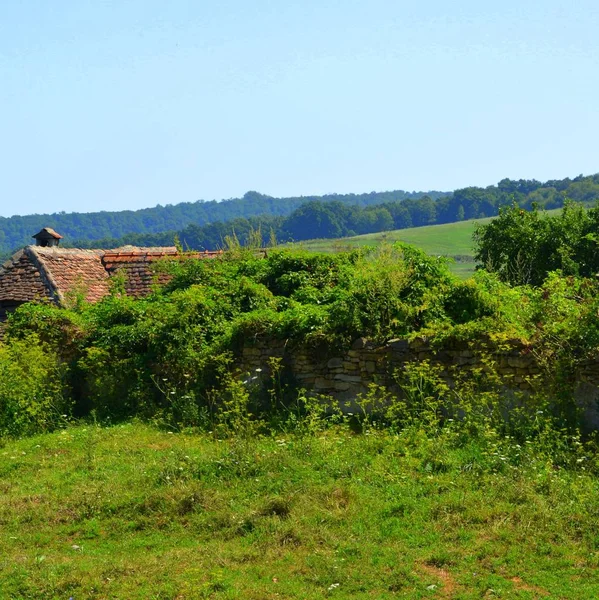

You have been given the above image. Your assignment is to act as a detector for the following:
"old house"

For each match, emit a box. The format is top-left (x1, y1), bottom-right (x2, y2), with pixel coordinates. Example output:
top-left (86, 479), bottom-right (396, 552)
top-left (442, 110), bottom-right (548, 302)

top-left (0, 228), bottom-right (221, 321)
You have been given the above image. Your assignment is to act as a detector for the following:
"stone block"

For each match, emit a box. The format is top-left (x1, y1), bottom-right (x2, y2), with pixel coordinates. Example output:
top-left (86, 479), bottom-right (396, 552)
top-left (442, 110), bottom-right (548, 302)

top-left (387, 338), bottom-right (409, 351)
top-left (508, 356), bottom-right (531, 369)
top-left (352, 337), bottom-right (369, 350)
top-left (365, 361), bottom-right (376, 373)
top-left (334, 374), bottom-right (363, 383)
top-left (334, 382), bottom-right (351, 391)
top-left (315, 377), bottom-right (334, 389)
top-left (409, 336), bottom-right (428, 349)
top-left (327, 357), bottom-right (344, 369)
top-left (243, 348), bottom-right (261, 357)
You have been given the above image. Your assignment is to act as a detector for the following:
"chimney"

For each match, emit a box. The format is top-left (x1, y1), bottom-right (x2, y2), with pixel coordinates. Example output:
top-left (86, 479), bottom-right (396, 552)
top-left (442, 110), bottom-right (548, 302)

top-left (32, 227), bottom-right (63, 248)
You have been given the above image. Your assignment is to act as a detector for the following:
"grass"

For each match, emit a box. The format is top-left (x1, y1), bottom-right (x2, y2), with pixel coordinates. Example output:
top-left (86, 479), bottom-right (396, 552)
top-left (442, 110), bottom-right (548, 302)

top-left (290, 210), bottom-right (562, 278)
top-left (1, 421), bottom-right (598, 599)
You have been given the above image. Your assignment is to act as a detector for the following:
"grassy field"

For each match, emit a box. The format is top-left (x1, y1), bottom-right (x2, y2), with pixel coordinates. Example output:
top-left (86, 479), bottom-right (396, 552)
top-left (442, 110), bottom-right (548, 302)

top-left (289, 219), bottom-right (490, 278)
top-left (290, 210), bottom-right (562, 278)
top-left (1, 422), bottom-right (598, 599)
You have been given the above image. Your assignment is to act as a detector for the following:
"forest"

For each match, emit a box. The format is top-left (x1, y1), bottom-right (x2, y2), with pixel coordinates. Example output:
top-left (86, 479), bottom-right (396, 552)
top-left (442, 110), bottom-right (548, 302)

top-left (69, 172), bottom-right (599, 251)
top-left (2, 173), bottom-right (599, 258)
top-left (0, 188), bottom-right (445, 258)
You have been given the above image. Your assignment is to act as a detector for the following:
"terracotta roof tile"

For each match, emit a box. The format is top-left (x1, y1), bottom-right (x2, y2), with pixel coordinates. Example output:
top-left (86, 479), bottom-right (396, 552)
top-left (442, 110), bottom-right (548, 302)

top-left (32, 247), bottom-right (111, 303)
top-left (0, 245), bottom-right (225, 308)
top-left (102, 247), bottom-right (223, 298)
top-left (0, 250), bottom-right (50, 303)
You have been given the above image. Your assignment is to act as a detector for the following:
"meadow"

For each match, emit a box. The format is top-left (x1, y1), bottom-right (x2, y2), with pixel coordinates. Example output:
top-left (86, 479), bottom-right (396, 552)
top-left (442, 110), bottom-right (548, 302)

top-left (1, 421), bottom-right (598, 599)
top-left (291, 209), bottom-right (562, 278)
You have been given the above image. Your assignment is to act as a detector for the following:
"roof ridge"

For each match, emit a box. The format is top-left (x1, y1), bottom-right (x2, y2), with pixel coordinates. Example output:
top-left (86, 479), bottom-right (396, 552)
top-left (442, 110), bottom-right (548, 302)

top-left (26, 247), bottom-right (62, 303)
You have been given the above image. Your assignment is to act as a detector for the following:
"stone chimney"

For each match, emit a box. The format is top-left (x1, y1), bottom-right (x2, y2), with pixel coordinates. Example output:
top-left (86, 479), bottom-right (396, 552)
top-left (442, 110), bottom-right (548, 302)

top-left (32, 227), bottom-right (63, 248)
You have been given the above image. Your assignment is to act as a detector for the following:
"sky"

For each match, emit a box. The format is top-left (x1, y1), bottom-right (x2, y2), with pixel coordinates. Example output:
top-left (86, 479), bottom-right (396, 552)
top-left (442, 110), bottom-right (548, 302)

top-left (1, 0), bottom-right (598, 217)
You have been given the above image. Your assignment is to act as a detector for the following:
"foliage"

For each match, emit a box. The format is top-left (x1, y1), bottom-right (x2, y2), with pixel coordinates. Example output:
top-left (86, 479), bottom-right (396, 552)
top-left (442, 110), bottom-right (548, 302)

top-left (4, 237), bottom-right (599, 437)
top-left (474, 201), bottom-right (599, 285)
top-left (0, 335), bottom-right (69, 437)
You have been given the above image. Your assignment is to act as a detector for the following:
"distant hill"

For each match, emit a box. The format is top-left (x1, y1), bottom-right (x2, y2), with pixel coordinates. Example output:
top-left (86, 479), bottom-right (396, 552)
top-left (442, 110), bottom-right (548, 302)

top-left (291, 217), bottom-right (492, 279)
top-left (2, 173), bottom-right (599, 261)
top-left (0, 189), bottom-right (446, 258)
top-left (66, 173), bottom-right (599, 256)
top-left (291, 209), bottom-right (557, 278)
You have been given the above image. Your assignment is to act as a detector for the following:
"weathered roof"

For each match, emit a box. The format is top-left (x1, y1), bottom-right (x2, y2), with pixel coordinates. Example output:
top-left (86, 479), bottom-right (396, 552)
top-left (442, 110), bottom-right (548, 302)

top-left (32, 247), bottom-right (110, 303)
top-left (102, 247), bottom-right (222, 298)
top-left (102, 247), bottom-right (179, 298)
top-left (0, 245), bottom-right (224, 307)
top-left (0, 249), bottom-right (51, 303)
top-left (32, 227), bottom-right (63, 240)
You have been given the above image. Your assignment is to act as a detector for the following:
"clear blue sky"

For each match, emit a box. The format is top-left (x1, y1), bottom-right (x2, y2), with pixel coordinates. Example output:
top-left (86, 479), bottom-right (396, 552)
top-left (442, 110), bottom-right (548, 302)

top-left (1, 0), bottom-right (598, 217)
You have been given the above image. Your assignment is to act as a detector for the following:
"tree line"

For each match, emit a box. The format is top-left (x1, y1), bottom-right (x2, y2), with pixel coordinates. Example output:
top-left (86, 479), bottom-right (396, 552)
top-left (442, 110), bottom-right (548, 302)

top-left (71, 174), bottom-right (599, 252)
top-left (2, 173), bottom-right (599, 258)
top-left (0, 188), bottom-right (445, 258)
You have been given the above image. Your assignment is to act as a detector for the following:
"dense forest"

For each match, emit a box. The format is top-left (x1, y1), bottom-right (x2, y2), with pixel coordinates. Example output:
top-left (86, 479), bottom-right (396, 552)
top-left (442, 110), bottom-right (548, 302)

top-left (2, 173), bottom-right (599, 258)
top-left (0, 188), bottom-right (445, 257)
top-left (72, 173), bottom-right (599, 252)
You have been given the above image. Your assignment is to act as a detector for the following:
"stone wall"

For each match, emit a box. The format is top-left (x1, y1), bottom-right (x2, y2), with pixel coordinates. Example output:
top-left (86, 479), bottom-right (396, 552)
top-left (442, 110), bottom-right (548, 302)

top-left (240, 335), bottom-right (545, 401)
top-left (239, 335), bottom-right (599, 428)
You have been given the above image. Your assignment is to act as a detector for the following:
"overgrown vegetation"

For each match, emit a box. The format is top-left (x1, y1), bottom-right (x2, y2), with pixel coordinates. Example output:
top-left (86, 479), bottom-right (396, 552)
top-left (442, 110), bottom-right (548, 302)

top-left (3, 231), bottom-right (599, 596)
top-left (2, 239), bottom-right (599, 437)
top-left (474, 200), bottom-right (599, 286)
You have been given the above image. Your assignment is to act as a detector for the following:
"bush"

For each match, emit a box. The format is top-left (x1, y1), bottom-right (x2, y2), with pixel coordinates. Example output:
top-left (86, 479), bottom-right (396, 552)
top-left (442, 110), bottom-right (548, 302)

top-left (0, 335), bottom-right (70, 437)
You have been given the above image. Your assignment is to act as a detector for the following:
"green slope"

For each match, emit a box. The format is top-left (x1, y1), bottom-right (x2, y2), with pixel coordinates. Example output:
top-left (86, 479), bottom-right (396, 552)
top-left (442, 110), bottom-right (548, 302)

top-left (290, 209), bottom-right (561, 278)
top-left (288, 218), bottom-right (490, 277)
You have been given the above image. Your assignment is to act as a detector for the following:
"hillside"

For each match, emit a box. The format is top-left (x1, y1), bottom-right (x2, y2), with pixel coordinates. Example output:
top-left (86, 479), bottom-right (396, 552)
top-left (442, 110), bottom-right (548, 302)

top-left (292, 218), bottom-right (490, 277)
top-left (1, 173), bottom-right (599, 262)
top-left (294, 208), bottom-right (564, 278)
top-left (0, 189), bottom-right (446, 257)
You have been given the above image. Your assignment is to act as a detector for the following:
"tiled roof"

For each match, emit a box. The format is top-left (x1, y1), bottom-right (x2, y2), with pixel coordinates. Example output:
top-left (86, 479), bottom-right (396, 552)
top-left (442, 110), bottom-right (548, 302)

top-left (32, 247), bottom-right (111, 303)
top-left (102, 247), bottom-right (179, 298)
top-left (0, 245), bottom-right (224, 307)
top-left (0, 249), bottom-right (51, 303)
top-left (102, 247), bottom-right (222, 298)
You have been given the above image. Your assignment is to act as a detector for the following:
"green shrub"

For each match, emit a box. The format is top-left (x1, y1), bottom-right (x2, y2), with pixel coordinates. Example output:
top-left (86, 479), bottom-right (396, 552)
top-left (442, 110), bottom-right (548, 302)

top-left (0, 335), bottom-right (70, 437)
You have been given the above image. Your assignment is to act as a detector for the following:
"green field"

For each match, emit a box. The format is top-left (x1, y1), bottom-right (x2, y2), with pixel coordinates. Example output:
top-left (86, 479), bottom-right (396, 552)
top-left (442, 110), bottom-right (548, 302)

top-left (288, 219), bottom-right (489, 278)
top-left (289, 210), bottom-right (562, 278)
top-left (1, 422), bottom-right (598, 599)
